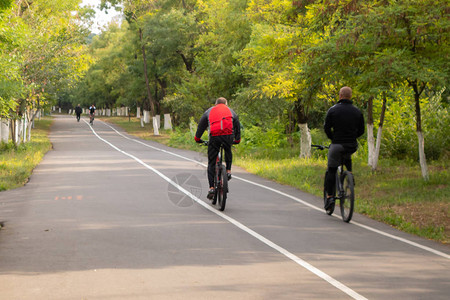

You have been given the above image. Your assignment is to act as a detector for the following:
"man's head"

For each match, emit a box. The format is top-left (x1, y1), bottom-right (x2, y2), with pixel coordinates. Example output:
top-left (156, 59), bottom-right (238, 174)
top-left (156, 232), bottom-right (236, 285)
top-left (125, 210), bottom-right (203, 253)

top-left (215, 97), bottom-right (228, 105)
top-left (339, 86), bottom-right (352, 100)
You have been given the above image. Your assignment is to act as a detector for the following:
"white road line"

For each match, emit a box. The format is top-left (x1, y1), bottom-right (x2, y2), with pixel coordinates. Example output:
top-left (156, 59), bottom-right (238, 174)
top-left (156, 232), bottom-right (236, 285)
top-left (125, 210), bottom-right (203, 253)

top-left (100, 121), bottom-right (450, 260)
top-left (86, 120), bottom-right (367, 300)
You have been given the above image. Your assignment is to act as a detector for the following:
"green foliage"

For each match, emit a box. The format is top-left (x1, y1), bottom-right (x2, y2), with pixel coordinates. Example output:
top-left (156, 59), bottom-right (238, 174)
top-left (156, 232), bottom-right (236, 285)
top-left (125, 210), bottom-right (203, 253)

top-left (382, 88), bottom-right (450, 160)
top-left (0, 119), bottom-right (52, 191)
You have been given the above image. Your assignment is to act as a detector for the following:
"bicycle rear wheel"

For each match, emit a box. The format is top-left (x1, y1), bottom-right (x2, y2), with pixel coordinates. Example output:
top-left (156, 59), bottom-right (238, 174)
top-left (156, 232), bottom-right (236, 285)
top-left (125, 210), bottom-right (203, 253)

top-left (212, 162), bottom-right (220, 205)
top-left (217, 166), bottom-right (228, 211)
top-left (340, 171), bottom-right (354, 222)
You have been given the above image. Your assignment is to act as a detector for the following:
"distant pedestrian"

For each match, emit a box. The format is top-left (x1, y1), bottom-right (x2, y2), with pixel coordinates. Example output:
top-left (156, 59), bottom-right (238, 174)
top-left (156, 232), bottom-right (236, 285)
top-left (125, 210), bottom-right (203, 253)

top-left (75, 104), bottom-right (82, 122)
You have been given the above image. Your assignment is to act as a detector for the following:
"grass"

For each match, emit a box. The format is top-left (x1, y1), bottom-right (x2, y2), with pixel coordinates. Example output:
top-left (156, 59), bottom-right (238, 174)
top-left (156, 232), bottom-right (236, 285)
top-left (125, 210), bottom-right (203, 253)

top-left (0, 118), bottom-right (53, 191)
top-left (103, 116), bottom-right (449, 244)
top-left (100, 116), bottom-right (172, 144)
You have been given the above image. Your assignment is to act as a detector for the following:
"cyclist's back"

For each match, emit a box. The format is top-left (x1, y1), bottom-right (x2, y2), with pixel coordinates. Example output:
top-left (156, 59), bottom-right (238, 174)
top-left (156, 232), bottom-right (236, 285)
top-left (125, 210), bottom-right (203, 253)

top-left (323, 86), bottom-right (364, 210)
top-left (89, 105), bottom-right (96, 115)
top-left (194, 97), bottom-right (241, 199)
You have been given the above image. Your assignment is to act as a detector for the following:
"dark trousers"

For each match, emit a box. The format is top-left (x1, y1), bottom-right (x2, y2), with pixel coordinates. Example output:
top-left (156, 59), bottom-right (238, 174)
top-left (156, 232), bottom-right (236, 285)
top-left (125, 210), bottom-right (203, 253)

top-left (207, 135), bottom-right (233, 188)
top-left (326, 143), bottom-right (356, 196)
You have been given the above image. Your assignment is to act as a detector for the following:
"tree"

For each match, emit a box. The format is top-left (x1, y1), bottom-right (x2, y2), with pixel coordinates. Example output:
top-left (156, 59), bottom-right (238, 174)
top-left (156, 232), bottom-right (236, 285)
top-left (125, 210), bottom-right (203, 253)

top-left (0, 0), bottom-right (91, 144)
top-left (355, 0), bottom-right (449, 178)
top-left (0, 2), bottom-right (25, 118)
top-left (238, 0), bottom-right (321, 157)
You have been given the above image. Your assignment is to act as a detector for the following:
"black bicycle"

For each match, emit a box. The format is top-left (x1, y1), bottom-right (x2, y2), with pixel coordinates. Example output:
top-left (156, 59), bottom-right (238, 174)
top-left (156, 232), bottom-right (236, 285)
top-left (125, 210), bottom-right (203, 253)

top-left (89, 113), bottom-right (95, 125)
top-left (312, 144), bottom-right (355, 223)
top-left (202, 141), bottom-right (228, 211)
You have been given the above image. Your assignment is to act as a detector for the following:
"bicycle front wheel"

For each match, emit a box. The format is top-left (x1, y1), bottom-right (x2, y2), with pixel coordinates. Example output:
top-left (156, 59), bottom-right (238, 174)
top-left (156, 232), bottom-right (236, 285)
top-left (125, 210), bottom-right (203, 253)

top-left (217, 166), bottom-right (228, 211)
top-left (340, 171), bottom-right (354, 223)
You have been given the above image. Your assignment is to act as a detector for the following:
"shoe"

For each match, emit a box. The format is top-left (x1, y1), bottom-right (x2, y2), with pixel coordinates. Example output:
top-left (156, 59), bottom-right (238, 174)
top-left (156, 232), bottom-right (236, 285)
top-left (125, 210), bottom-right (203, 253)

top-left (227, 172), bottom-right (232, 181)
top-left (207, 189), bottom-right (215, 200)
top-left (324, 197), bottom-right (335, 210)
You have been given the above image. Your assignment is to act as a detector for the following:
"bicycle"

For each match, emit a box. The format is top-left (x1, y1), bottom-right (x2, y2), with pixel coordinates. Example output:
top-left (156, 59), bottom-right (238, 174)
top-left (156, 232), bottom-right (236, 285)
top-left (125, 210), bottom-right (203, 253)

top-left (202, 141), bottom-right (228, 211)
top-left (311, 144), bottom-right (355, 223)
top-left (89, 113), bottom-right (95, 125)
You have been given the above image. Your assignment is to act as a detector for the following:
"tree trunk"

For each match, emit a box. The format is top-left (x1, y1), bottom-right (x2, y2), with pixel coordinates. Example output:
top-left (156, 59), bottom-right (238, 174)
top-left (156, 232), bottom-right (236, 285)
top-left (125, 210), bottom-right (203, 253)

top-left (367, 96), bottom-right (375, 167)
top-left (293, 99), bottom-right (311, 158)
top-left (139, 28), bottom-right (155, 117)
top-left (417, 130), bottom-right (428, 179)
top-left (286, 109), bottom-right (295, 148)
top-left (10, 119), bottom-right (16, 147)
top-left (372, 95), bottom-right (387, 171)
top-left (26, 108), bottom-right (40, 143)
top-left (411, 80), bottom-right (428, 179)
top-left (298, 123), bottom-right (311, 158)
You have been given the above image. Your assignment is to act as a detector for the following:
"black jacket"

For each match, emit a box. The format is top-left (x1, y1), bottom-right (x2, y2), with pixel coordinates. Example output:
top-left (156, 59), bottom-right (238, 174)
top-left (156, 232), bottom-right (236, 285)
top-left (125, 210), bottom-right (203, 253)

top-left (324, 99), bottom-right (365, 145)
top-left (75, 107), bottom-right (82, 114)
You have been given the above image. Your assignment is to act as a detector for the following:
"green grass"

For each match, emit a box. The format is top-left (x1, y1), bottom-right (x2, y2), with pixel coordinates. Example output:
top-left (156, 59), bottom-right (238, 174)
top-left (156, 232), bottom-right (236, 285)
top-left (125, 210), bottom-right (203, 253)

top-left (92, 117), bottom-right (450, 243)
top-left (101, 117), bottom-right (173, 144)
top-left (235, 154), bottom-right (449, 243)
top-left (0, 118), bottom-right (53, 191)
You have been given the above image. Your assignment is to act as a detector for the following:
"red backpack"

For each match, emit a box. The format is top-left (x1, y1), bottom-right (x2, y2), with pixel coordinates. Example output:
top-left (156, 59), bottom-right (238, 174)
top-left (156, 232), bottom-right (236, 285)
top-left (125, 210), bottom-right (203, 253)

top-left (209, 104), bottom-right (233, 136)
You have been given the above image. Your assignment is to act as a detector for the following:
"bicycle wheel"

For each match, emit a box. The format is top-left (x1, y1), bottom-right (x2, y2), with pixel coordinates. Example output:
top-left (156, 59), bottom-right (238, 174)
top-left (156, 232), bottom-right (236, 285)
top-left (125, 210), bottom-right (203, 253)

top-left (212, 162), bottom-right (220, 205)
top-left (217, 166), bottom-right (228, 211)
top-left (340, 171), bottom-right (354, 223)
top-left (323, 171), bottom-right (335, 215)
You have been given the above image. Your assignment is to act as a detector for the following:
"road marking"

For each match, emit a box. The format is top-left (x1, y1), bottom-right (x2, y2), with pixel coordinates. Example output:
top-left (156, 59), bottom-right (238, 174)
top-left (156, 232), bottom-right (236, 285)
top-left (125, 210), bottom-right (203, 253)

top-left (100, 121), bottom-right (450, 260)
top-left (86, 120), bottom-right (368, 300)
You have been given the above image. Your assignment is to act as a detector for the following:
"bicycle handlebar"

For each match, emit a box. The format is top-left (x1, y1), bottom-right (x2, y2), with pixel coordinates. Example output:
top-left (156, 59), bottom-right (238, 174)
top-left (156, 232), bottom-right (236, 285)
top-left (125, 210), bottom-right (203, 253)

top-left (311, 144), bottom-right (329, 150)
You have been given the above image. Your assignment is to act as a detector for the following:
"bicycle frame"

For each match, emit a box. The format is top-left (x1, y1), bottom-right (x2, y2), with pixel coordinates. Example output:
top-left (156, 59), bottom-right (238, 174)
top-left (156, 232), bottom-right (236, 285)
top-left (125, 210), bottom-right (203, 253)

top-left (202, 141), bottom-right (228, 211)
top-left (312, 144), bottom-right (355, 223)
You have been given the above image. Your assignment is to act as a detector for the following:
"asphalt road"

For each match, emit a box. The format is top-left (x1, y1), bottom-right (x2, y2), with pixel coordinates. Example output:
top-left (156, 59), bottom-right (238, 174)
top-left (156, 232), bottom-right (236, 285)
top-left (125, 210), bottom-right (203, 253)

top-left (0, 115), bottom-right (449, 299)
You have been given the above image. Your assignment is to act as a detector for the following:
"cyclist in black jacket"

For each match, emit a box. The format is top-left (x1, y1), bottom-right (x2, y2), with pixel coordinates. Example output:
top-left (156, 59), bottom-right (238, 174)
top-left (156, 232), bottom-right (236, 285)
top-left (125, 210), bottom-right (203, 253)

top-left (323, 86), bottom-right (365, 210)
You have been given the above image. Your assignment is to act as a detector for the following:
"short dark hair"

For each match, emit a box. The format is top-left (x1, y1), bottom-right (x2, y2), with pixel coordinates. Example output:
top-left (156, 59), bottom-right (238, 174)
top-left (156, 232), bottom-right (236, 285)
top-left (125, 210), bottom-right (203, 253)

top-left (339, 87), bottom-right (352, 100)
top-left (215, 97), bottom-right (228, 105)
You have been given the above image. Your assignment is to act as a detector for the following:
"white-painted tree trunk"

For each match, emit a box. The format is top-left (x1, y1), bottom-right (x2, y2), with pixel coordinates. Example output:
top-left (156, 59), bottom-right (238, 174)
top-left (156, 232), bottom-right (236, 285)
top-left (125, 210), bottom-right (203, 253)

top-left (140, 117), bottom-right (144, 128)
top-left (14, 120), bottom-right (20, 144)
top-left (22, 116), bottom-right (27, 143)
top-left (417, 131), bottom-right (429, 179)
top-left (189, 118), bottom-right (197, 137)
top-left (152, 117), bottom-right (160, 135)
top-left (367, 123), bottom-right (375, 167)
top-left (164, 114), bottom-right (172, 130)
top-left (143, 110), bottom-right (150, 123)
top-left (298, 123), bottom-right (311, 158)
top-left (372, 126), bottom-right (384, 170)
top-left (3, 119), bottom-right (10, 143)
top-left (137, 107), bottom-right (141, 118)
top-left (155, 115), bottom-right (160, 128)
top-left (0, 118), bottom-right (2, 142)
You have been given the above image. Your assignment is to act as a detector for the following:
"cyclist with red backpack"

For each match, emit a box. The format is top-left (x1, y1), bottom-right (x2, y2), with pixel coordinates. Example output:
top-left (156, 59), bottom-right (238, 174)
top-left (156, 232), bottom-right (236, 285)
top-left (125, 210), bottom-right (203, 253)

top-left (195, 97), bottom-right (241, 200)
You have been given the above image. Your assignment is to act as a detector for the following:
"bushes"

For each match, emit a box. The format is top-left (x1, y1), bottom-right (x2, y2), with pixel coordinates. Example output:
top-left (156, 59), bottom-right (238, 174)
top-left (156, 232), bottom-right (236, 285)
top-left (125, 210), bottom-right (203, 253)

top-left (381, 91), bottom-right (449, 161)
